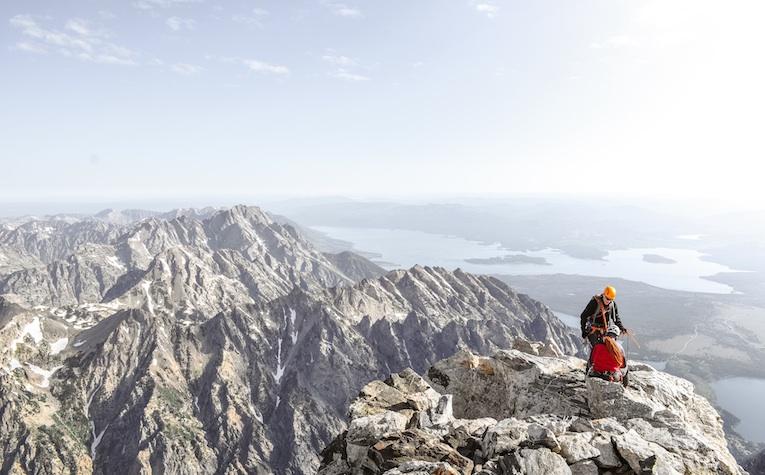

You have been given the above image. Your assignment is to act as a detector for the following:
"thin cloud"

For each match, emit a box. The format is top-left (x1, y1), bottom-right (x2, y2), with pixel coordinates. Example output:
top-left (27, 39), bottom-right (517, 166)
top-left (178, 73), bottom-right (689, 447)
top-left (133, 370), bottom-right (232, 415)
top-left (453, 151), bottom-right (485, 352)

top-left (171, 63), bottom-right (202, 75)
top-left (473, 3), bottom-right (499, 18)
top-left (322, 2), bottom-right (363, 18)
top-left (65, 18), bottom-right (108, 37)
top-left (166, 16), bottom-right (196, 31)
top-left (9, 14), bottom-right (138, 65)
top-left (322, 53), bottom-right (356, 67)
top-left (244, 59), bottom-right (289, 75)
top-left (322, 49), bottom-right (369, 81)
top-left (13, 41), bottom-right (48, 54)
top-left (330, 69), bottom-right (369, 81)
top-left (468, 0), bottom-right (499, 19)
top-left (221, 57), bottom-right (289, 75)
top-left (232, 8), bottom-right (269, 27)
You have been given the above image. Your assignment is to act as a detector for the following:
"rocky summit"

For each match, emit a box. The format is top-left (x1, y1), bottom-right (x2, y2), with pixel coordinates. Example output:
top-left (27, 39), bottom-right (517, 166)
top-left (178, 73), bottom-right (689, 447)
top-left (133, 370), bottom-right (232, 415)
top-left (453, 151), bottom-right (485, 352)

top-left (319, 341), bottom-right (744, 475)
top-left (0, 206), bottom-right (580, 474)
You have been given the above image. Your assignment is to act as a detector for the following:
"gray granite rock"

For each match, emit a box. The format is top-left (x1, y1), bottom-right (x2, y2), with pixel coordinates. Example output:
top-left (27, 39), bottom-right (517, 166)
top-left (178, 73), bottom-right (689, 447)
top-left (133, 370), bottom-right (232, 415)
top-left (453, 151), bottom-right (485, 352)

top-left (347, 410), bottom-right (410, 444)
top-left (320, 348), bottom-right (745, 475)
top-left (558, 432), bottom-right (599, 464)
top-left (482, 418), bottom-right (530, 459)
top-left (569, 459), bottom-right (598, 475)
top-left (498, 448), bottom-right (571, 475)
top-left (613, 429), bottom-right (683, 474)
top-left (590, 433), bottom-right (622, 468)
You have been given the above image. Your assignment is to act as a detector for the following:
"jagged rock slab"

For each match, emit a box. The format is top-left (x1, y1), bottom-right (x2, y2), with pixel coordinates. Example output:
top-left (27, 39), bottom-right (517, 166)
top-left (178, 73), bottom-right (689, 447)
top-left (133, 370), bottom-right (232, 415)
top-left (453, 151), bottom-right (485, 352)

top-left (323, 250), bottom-right (387, 282)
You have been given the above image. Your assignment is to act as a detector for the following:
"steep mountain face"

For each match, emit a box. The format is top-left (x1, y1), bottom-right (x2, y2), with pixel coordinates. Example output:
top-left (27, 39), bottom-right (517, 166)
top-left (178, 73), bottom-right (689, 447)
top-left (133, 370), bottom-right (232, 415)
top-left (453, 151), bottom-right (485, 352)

top-left (0, 220), bottom-right (122, 274)
top-left (323, 251), bottom-right (387, 282)
top-left (319, 342), bottom-right (744, 475)
top-left (0, 206), bottom-right (581, 474)
top-left (0, 244), bottom-right (129, 307)
top-left (0, 295), bottom-right (26, 324)
top-left (324, 266), bottom-right (581, 374)
top-left (271, 213), bottom-right (354, 254)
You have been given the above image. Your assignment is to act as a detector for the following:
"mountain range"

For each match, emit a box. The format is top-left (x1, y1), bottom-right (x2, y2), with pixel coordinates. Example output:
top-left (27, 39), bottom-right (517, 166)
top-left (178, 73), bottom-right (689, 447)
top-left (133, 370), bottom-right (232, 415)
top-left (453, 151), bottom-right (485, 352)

top-left (0, 205), bottom-right (580, 474)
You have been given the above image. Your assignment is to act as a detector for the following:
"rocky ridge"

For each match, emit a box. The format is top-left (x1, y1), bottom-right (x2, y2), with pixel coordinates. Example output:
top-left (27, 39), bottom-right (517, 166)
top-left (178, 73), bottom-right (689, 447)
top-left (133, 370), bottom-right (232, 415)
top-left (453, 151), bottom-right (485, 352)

top-left (319, 341), bottom-right (743, 474)
top-left (0, 205), bottom-right (357, 308)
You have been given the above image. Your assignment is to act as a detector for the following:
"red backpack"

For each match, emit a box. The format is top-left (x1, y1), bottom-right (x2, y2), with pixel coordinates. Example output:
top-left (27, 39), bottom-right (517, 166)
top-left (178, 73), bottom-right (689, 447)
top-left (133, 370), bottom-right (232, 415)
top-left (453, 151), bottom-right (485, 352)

top-left (591, 343), bottom-right (622, 373)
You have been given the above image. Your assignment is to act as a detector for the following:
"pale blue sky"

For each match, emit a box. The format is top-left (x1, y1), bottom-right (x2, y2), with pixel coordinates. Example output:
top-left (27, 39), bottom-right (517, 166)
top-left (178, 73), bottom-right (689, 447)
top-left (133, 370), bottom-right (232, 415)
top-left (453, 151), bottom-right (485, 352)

top-left (2, 1), bottom-right (763, 205)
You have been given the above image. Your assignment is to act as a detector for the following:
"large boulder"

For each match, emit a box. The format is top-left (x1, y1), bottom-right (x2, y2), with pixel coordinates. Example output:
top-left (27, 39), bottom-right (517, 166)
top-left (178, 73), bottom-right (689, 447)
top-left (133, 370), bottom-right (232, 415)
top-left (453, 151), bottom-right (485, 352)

top-left (498, 447), bottom-right (571, 475)
top-left (557, 433), bottom-right (599, 464)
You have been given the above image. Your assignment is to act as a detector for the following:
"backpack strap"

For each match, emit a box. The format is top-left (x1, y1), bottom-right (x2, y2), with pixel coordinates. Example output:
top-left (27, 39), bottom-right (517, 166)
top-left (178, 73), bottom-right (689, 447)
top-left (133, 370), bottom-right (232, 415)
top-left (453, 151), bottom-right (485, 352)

top-left (590, 295), bottom-right (609, 335)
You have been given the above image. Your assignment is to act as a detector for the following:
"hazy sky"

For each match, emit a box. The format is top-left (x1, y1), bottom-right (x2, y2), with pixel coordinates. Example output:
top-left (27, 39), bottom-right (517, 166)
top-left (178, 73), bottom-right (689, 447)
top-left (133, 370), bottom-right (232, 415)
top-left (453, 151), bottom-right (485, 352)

top-left (2, 1), bottom-right (764, 205)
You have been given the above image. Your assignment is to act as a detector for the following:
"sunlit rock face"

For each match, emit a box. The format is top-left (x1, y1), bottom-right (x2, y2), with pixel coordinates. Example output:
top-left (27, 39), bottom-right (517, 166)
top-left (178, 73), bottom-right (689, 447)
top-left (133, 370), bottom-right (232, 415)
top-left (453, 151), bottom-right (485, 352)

top-left (319, 343), bottom-right (743, 475)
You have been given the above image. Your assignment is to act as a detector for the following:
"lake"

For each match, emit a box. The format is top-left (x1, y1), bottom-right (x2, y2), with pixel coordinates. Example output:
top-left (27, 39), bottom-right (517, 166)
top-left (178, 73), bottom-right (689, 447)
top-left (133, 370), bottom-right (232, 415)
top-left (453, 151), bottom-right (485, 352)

top-left (552, 311), bottom-right (579, 329)
top-left (711, 377), bottom-right (765, 443)
top-left (313, 226), bottom-right (740, 294)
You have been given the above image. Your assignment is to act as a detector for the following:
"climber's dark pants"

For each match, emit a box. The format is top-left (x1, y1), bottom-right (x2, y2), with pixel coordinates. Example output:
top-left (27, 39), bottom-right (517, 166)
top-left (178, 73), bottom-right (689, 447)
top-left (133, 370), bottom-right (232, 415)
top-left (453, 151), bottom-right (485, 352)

top-left (587, 333), bottom-right (601, 347)
top-left (585, 333), bottom-right (602, 373)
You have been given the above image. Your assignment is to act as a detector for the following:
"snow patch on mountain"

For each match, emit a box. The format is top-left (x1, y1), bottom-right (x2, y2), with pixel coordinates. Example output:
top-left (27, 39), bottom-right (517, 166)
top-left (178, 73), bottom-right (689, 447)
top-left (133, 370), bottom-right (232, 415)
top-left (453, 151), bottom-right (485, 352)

top-left (49, 336), bottom-right (69, 355)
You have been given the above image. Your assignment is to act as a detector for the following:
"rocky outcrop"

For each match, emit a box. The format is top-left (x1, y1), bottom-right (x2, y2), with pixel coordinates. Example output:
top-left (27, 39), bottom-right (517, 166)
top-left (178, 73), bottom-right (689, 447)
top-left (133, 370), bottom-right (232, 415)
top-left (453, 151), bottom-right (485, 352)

top-left (0, 295), bottom-right (25, 327)
top-left (0, 244), bottom-right (129, 307)
top-left (319, 342), bottom-right (744, 475)
top-left (323, 251), bottom-right (388, 282)
top-left (0, 220), bottom-right (122, 272)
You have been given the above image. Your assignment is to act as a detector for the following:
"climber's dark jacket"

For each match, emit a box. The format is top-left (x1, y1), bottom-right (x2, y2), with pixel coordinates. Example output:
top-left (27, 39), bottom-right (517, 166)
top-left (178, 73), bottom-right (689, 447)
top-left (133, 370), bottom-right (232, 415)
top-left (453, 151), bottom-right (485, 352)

top-left (580, 296), bottom-right (625, 339)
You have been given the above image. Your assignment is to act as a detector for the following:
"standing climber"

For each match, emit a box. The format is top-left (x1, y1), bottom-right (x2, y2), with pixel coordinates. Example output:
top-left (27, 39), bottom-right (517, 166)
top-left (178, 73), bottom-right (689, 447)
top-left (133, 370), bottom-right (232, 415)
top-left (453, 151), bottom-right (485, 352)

top-left (580, 286), bottom-right (628, 372)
